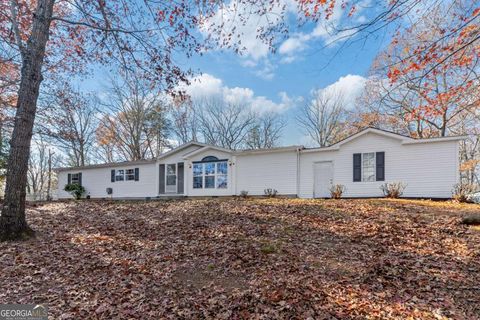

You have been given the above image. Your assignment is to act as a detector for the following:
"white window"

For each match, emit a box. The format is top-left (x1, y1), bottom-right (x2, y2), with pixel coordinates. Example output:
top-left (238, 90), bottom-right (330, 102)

top-left (192, 160), bottom-right (228, 190)
top-left (216, 162), bottom-right (228, 189)
top-left (193, 163), bottom-right (203, 189)
top-left (204, 163), bottom-right (215, 189)
top-left (362, 153), bottom-right (375, 182)
top-left (125, 169), bottom-right (135, 181)
top-left (71, 173), bottom-right (80, 184)
top-left (115, 169), bottom-right (125, 181)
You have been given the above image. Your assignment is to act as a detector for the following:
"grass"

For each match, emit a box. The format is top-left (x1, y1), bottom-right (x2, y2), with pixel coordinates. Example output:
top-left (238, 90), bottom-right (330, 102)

top-left (0, 198), bottom-right (479, 319)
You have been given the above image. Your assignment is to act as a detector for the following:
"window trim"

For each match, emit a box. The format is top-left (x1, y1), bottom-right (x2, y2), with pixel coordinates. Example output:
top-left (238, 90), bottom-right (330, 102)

top-left (113, 168), bottom-right (139, 182)
top-left (354, 152), bottom-right (387, 183)
top-left (192, 159), bottom-right (228, 190)
top-left (115, 169), bottom-right (125, 182)
top-left (165, 163), bottom-right (177, 193)
top-left (193, 162), bottom-right (203, 189)
top-left (125, 169), bottom-right (135, 181)
top-left (71, 173), bottom-right (80, 184)
top-left (362, 152), bottom-right (376, 182)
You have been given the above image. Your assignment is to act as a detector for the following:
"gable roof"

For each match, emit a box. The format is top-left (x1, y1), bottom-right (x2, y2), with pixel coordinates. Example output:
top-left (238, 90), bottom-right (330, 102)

top-left (156, 141), bottom-right (206, 160)
top-left (54, 159), bottom-right (156, 172)
top-left (55, 128), bottom-right (467, 171)
top-left (181, 144), bottom-right (234, 160)
top-left (302, 127), bottom-right (467, 153)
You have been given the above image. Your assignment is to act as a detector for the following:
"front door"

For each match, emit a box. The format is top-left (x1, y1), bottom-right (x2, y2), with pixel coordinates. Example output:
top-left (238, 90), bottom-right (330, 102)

top-left (314, 161), bottom-right (333, 198)
top-left (165, 163), bottom-right (177, 193)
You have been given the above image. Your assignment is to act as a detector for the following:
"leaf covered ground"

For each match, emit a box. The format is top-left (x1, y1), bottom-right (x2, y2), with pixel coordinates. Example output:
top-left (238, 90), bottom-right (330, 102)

top-left (1, 198), bottom-right (479, 319)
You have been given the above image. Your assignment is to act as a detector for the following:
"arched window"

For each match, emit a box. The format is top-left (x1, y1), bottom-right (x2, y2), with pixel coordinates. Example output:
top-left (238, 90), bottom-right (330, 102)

top-left (201, 156), bottom-right (218, 162)
top-left (193, 156), bottom-right (228, 190)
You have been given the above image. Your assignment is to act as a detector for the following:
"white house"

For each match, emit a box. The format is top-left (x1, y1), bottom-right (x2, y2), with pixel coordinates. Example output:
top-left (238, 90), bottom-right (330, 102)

top-left (56, 128), bottom-right (465, 199)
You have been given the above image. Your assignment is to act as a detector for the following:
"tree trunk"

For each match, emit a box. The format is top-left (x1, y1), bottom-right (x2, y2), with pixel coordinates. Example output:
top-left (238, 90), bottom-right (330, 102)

top-left (0, 0), bottom-right (55, 241)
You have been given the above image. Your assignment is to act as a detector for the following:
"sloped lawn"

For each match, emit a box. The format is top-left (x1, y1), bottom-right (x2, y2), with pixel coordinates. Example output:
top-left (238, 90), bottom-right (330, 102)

top-left (1, 198), bottom-right (479, 319)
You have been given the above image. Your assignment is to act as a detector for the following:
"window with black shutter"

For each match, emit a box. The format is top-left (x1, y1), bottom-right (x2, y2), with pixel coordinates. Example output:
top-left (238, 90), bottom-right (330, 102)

top-left (376, 152), bottom-right (385, 181)
top-left (70, 173), bottom-right (81, 184)
top-left (353, 153), bottom-right (361, 182)
top-left (354, 152), bottom-right (385, 182)
top-left (159, 164), bottom-right (165, 194)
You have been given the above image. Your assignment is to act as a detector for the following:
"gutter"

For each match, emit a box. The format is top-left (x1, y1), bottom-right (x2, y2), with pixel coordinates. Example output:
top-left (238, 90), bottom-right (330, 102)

top-left (401, 135), bottom-right (468, 144)
top-left (296, 147), bottom-right (301, 198)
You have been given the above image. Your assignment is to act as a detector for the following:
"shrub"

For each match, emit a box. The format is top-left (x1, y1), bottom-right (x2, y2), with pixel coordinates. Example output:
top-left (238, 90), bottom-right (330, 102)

top-left (380, 182), bottom-right (406, 198)
top-left (329, 184), bottom-right (346, 199)
top-left (64, 183), bottom-right (86, 200)
top-left (452, 183), bottom-right (476, 203)
top-left (239, 190), bottom-right (249, 199)
top-left (264, 188), bottom-right (278, 198)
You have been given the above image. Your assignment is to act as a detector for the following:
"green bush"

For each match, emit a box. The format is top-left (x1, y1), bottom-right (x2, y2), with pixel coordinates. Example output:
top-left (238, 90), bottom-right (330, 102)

top-left (64, 183), bottom-right (86, 200)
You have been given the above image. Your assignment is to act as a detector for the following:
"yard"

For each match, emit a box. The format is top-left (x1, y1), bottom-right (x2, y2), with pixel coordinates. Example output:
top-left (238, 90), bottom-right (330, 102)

top-left (1, 198), bottom-right (479, 319)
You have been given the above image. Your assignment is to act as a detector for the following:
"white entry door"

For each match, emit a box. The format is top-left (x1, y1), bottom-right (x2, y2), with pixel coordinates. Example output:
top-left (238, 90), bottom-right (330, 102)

top-left (314, 161), bottom-right (334, 198)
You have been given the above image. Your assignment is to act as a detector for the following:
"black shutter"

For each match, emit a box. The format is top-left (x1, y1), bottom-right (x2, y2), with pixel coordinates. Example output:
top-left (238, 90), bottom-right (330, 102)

top-left (78, 173), bottom-right (82, 186)
top-left (177, 162), bottom-right (184, 194)
top-left (376, 152), bottom-right (385, 181)
top-left (134, 168), bottom-right (139, 181)
top-left (353, 153), bottom-right (362, 182)
top-left (68, 173), bottom-right (72, 185)
top-left (159, 164), bottom-right (165, 194)
top-left (111, 169), bottom-right (115, 182)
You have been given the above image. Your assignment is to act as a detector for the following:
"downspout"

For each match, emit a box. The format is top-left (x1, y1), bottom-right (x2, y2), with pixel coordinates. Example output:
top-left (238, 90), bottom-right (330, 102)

top-left (296, 147), bottom-right (301, 198)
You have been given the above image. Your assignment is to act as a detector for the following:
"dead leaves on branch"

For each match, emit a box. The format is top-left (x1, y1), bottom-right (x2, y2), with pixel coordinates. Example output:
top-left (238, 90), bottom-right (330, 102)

top-left (0, 198), bottom-right (479, 319)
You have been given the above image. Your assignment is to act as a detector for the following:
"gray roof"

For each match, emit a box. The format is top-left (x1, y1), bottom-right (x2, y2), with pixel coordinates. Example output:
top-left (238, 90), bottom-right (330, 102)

top-left (54, 159), bottom-right (157, 172)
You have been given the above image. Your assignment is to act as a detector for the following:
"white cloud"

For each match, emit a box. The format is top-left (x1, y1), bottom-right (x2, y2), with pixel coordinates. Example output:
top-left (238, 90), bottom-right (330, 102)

top-left (199, 1), bottom-right (369, 77)
top-left (278, 0), bottom-right (371, 62)
top-left (200, 0), bottom-right (287, 62)
top-left (199, 0), bottom-right (299, 79)
top-left (254, 59), bottom-right (276, 80)
top-left (279, 36), bottom-right (307, 55)
top-left (181, 74), bottom-right (223, 100)
top-left (313, 74), bottom-right (367, 109)
top-left (180, 73), bottom-right (294, 114)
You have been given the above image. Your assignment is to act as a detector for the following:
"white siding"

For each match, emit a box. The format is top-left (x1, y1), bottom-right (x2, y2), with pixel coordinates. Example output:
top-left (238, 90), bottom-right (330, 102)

top-left (299, 132), bottom-right (459, 198)
top-left (159, 145), bottom-right (202, 165)
top-left (236, 151), bottom-right (298, 196)
top-left (158, 145), bottom-right (204, 195)
top-left (299, 150), bottom-right (337, 198)
top-left (57, 163), bottom-right (158, 199)
top-left (56, 132), bottom-right (461, 200)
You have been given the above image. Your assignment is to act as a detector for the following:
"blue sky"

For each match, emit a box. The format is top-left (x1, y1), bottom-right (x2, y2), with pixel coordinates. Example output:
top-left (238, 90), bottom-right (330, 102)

top-left (177, 2), bottom-right (391, 146)
top-left (77, 0), bottom-right (392, 146)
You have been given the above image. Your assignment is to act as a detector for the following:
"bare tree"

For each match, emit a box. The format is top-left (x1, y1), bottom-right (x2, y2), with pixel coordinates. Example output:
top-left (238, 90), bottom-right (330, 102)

top-left (246, 114), bottom-right (286, 149)
top-left (197, 99), bottom-right (256, 150)
top-left (98, 74), bottom-right (171, 161)
top-left (170, 100), bottom-right (199, 145)
top-left (2, 0), bottom-right (284, 240)
top-left (297, 89), bottom-right (347, 147)
top-left (27, 139), bottom-right (50, 201)
top-left (38, 85), bottom-right (97, 167)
